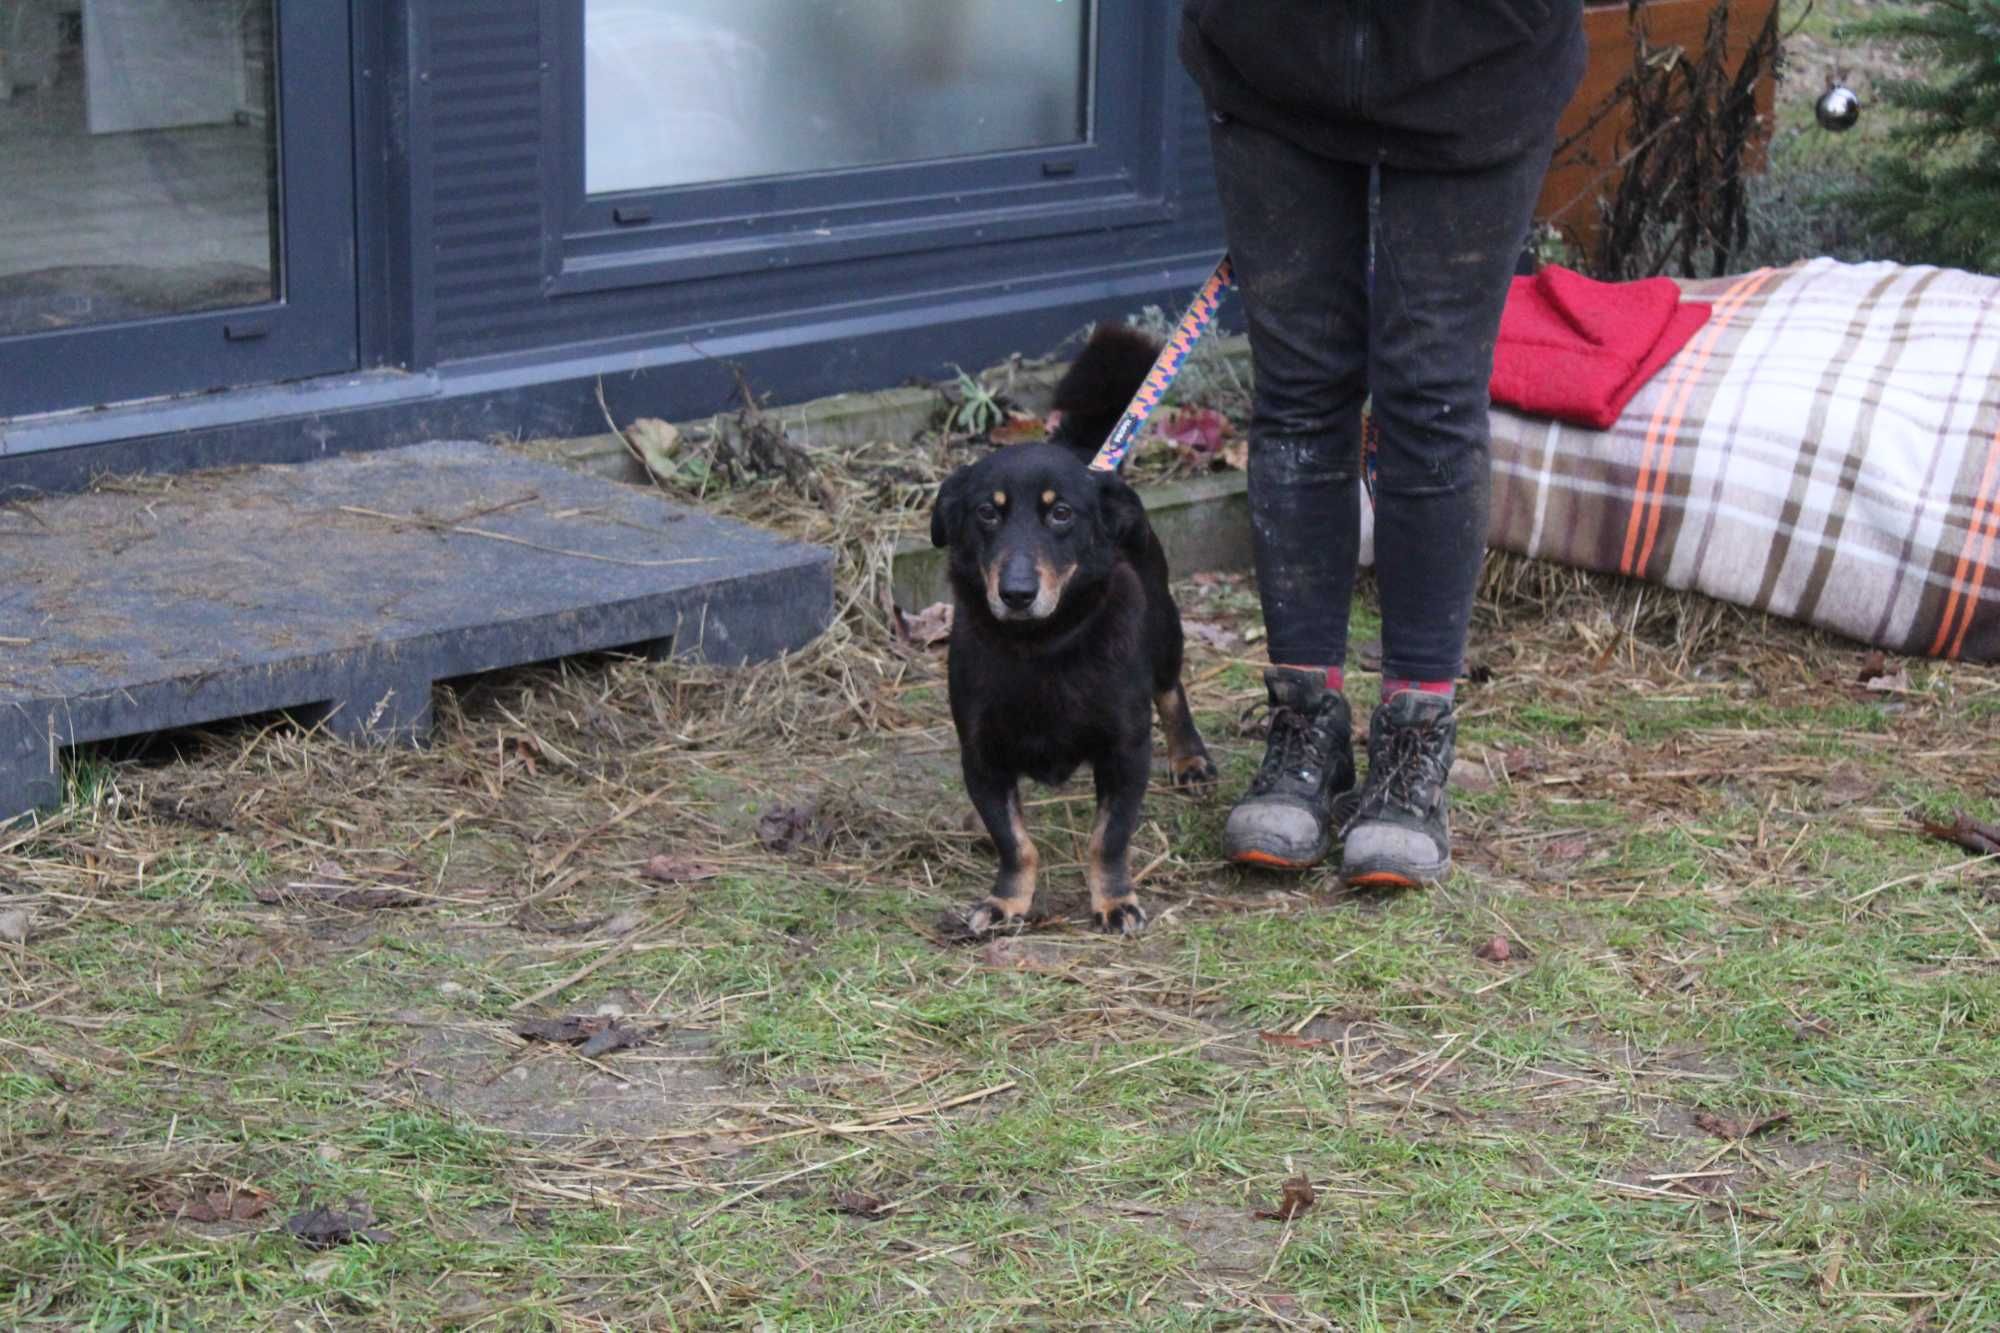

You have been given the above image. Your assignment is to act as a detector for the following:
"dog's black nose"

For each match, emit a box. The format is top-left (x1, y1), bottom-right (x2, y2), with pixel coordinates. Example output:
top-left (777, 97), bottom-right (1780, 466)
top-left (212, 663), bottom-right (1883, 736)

top-left (998, 553), bottom-right (1041, 611)
top-left (998, 556), bottom-right (1040, 610)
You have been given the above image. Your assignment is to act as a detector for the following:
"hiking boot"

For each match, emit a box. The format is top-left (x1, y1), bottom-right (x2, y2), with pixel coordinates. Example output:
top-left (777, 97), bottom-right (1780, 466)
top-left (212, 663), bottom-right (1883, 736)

top-left (1340, 690), bottom-right (1457, 888)
top-left (1224, 667), bottom-right (1358, 870)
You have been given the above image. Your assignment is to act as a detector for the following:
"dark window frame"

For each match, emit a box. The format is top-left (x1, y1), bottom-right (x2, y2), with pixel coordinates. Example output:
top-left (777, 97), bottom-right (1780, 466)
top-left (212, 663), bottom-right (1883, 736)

top-left (540, 0), bottom-right (1178, 298)
top-left (0, 4), bottom-right (357, 420)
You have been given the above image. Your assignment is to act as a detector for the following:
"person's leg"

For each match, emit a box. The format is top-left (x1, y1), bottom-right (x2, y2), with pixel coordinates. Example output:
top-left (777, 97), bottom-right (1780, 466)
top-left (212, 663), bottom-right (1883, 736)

top-left (1206, 115), bottom-right (1369, 869)
top-left (1341, 136), bottom-right (1554, 888)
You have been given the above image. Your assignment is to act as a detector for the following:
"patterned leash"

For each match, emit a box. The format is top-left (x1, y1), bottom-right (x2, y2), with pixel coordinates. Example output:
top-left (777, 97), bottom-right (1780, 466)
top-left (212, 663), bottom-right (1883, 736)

top-left (1087, 255), bottom-right (1237, 473)
top-left (1086, 252), bottom-right (1379, 503)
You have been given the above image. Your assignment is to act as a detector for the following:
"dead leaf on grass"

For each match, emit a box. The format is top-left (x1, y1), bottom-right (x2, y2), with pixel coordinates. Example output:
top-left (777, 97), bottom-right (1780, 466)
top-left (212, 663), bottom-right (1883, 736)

top-left (1251, 1175), bottom-right (1316, 1221)
top-left (1819, 1235), bottom-right (1845, 1299)
top-left (892, 601), bottom-right (954, 649)
top-left (988, 411), bottom-right (1047, 445)
top-left (513, 1015), bottom-right (651, 1059)
top-left (1257, 1031), bottom-right (1330, 1051)
top-left (500, 734), bottom-right (542, 777)
top-left (1474, 935), bottom-right (1512, 963)
top-left (1546, 836), bottom-right (1593, 863)
top-left (1912, 811), bottom-right (2000, 857)
top-left (832, 1190), bottom-right (891, 1218)
top-left (1156, 406), bottom-right (1237, 470)
top-left (757, 803), bottom-right (834, 855)
top-left (1692, 1109), bottom-right (1791, 1140)
top-left (641, 853), bottom-right (722, 884)
top-left (1854, 650), bottom-right (1888, 683)
top-left (623, 417), bottom-right (682, 482)
top-left (176, 1187), bottom-right (274, 1224)
top-left (284, 1198), bottom-right (395, 1249)
top-left (1862, 666), bottom-right (1911, 694)
top-left (1182, 618), bottom-right (1240, 652)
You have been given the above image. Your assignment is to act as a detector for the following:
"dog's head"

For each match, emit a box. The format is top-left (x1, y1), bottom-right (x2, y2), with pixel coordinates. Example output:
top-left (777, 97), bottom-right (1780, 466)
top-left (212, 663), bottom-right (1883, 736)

top-left (930, 443), bottom-right (1146, 628)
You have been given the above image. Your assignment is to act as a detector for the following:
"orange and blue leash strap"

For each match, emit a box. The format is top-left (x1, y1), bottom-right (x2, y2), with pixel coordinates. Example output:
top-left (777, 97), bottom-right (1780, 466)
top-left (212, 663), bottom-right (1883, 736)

top-left (1087, 255), bottom-right (1237, 473)
top-left (1086, 252), bottom-right (1380, 505)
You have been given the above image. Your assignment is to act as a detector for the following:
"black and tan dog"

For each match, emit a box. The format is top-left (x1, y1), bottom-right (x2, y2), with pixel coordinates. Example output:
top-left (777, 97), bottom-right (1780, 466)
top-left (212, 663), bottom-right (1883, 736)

top-left (930, 326), bottom-right (1216, 936)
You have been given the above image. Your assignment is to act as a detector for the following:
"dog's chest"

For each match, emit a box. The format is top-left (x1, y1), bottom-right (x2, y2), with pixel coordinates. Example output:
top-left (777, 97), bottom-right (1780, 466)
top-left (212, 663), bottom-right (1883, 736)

top-left (952, 635), bottom-right (1143, 785)
top-left (984, 681), bottom-right (1111, 781)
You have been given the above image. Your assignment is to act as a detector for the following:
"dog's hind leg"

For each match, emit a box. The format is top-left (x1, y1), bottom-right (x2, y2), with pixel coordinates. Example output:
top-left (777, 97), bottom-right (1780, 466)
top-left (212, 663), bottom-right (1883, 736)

top-left (1155, 684), bottom-right (1218, 792)
top-left (964, 766), bottom-right (1038, 934)
top-left (1087, 733), bottom-right (1152, 936)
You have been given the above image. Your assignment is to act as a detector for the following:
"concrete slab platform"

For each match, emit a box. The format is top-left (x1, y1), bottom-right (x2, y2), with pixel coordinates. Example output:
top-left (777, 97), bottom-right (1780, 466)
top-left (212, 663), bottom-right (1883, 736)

top-left (0, 440), bottom-right (834, 819)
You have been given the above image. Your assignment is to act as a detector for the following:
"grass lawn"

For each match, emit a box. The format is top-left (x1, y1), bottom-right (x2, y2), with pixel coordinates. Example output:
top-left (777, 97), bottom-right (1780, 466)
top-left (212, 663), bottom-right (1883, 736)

top-left (4, 6), bottom-right (1996, 1327)
top-left (2, 513), bottom-right (1995, 1329)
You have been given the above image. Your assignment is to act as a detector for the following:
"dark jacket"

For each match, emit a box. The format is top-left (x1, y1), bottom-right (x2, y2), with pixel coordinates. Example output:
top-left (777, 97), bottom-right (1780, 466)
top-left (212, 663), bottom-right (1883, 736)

top-left (1179, 1), bottom-right (1588, 171)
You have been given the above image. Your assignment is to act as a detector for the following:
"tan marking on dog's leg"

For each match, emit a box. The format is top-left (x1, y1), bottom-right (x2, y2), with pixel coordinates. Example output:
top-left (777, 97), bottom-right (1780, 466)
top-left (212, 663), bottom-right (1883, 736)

top-left (992, 792), bottom-right (1039, 917)
top-left (1084, 802), bottom-right (1112, 912)
top-left (968, 789), bottom-right (1038, 934)
top-left (1085, 801), bottom-right (1143, 934)
top-left (1155, 683), bottom-right (1217, 790)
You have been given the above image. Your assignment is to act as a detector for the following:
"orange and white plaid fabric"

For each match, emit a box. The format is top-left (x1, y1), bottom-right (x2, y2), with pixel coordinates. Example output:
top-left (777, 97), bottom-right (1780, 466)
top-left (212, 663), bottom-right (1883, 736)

top-left (1359, 259), bottom-right (2000, 663)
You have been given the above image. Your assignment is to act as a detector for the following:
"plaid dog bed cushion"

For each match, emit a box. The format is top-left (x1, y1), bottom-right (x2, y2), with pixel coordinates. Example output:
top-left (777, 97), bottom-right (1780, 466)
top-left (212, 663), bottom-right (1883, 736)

top-left (1363, 258), bottom-right (2000, 664)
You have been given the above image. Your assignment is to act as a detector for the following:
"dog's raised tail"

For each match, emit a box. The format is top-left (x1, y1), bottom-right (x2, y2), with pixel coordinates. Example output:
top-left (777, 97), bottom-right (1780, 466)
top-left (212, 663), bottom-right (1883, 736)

top-left (1050, 324), bottom-right (1164, 467)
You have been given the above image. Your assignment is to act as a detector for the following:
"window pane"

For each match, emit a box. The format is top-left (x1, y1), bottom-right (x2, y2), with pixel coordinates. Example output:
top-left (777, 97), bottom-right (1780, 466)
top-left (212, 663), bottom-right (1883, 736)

top-left (0, 0), bottom-right (278, 337)
top-left (585, 0), bottom-right (1091, 196)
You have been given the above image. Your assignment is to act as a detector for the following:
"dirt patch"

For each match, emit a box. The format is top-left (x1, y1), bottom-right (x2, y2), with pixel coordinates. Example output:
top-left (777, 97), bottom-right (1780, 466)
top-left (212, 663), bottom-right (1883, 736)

top-left (403, 1019), bottom-right (740, 1148)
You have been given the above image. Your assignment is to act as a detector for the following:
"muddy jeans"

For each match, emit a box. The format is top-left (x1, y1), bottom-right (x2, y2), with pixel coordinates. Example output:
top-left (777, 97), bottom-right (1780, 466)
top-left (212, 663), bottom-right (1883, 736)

top-left (1209, 116), bottom-right (1554, 682)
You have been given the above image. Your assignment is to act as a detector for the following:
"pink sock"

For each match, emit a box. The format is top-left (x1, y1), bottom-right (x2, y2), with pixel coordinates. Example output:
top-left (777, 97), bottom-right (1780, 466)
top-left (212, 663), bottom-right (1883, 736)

top-left (1381, 677), bottom-right (1454, 700)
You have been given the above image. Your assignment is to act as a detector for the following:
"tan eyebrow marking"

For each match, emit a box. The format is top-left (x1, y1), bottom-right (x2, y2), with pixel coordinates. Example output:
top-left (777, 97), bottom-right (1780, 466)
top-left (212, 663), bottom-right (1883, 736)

top-left (1041, 489), bottom-right (1056, 505)
top-left (992, 490), bottom-right (1007, 507)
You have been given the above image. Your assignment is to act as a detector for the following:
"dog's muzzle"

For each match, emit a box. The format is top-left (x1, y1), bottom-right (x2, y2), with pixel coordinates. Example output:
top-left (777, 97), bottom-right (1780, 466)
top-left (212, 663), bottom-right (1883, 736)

top-left (988, 554), bottom-right (1062, 621)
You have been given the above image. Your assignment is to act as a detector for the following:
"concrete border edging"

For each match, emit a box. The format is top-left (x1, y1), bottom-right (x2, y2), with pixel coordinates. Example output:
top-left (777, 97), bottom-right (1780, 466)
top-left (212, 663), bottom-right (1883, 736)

top-left (514, 337), bottom-right (1260, 609)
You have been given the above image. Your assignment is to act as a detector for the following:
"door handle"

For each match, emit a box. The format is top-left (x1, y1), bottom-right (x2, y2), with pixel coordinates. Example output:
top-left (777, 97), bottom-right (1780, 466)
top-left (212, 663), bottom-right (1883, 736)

top-left (224, 318), bottom-right (273, 342)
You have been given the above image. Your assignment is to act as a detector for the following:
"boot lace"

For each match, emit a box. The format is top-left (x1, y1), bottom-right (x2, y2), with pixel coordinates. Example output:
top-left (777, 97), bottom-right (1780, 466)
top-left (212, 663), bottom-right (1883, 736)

top-left (1249, 703), bottom-right (1336, 794)
top-left (1359, 717), bottom-right (1451, 817)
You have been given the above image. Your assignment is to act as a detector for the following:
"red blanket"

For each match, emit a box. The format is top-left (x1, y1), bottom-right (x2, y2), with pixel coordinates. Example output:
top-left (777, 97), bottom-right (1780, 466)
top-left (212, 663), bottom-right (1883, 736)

top-left (1489, 265), bottom-right (1712, 430)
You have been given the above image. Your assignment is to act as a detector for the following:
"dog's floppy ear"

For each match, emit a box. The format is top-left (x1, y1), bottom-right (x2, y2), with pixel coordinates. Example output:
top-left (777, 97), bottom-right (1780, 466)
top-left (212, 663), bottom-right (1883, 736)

top-left (931, 469), bottom-right (970, 549)
top-left (1095, 471), bottom-right (1149, 557)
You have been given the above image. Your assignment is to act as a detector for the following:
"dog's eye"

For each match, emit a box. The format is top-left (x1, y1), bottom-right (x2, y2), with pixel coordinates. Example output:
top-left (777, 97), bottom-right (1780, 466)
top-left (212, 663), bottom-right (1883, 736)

top-left (975, 502), bottom-right (1001, 527)
top-left (1047, 502), bottom-right (1074, 526)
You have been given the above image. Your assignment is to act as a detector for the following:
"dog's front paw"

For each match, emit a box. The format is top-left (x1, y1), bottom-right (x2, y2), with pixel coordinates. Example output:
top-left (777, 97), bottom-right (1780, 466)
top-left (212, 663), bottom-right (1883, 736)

top-left (1171, 752), bottom-right (1219, 793)
top-left (1091, 898), bottom-right (1147, 937)
top-left (965, 899), bottom-right (1029, 935)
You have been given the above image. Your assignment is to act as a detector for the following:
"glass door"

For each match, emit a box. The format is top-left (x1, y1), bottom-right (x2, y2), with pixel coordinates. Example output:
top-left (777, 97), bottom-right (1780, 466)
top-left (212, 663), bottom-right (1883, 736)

top-left (0, 1), bottom-right (354, 419)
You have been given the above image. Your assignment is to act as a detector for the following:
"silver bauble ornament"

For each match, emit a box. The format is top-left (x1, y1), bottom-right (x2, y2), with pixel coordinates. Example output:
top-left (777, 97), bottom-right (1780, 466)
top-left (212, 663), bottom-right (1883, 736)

top-left (1815, 84), bottom-right (1861, 132)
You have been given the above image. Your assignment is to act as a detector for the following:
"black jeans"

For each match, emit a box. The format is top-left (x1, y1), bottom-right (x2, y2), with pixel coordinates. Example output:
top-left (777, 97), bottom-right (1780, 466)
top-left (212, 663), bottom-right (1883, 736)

top-left (1209, 117), bottom-right (1553, 682)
